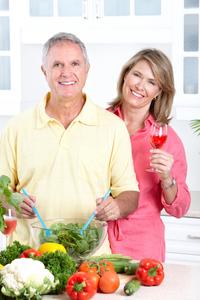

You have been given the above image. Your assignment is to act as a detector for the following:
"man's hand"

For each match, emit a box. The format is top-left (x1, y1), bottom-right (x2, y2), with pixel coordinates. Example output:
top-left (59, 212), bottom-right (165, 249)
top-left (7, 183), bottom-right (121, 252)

top-left (96, 191), bottom-right (139, 222)
top-left (19, 193), bottom-right (36, 219)
top-left (95, 195), bottom-right (120, 221)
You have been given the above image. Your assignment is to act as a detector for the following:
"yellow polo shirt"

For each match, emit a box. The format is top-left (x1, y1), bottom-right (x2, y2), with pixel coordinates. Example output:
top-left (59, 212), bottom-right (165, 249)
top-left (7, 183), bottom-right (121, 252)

top-left (0, 93), bottom-right (138, 247)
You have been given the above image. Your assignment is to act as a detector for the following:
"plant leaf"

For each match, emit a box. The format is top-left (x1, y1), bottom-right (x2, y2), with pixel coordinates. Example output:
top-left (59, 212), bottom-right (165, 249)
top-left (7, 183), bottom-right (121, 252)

top-left (0, 175), bottom-right (11, 189)
top-left (190, 119), bottom-right (200, 136)
top-left (0, 175), bottom-right (23, 232)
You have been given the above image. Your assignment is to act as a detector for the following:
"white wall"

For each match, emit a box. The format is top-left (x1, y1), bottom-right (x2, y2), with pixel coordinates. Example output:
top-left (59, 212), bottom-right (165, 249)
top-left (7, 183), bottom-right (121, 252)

top-left (21, 43), bottom-right (171, 109)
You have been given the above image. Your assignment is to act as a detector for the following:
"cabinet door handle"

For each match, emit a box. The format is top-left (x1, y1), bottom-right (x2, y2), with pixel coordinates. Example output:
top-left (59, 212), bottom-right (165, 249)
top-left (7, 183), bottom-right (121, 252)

top-left (82, 0), bottom-right (88, 19)
top-left (95, 0), bottom-right (102, 19)
top-left (187, 234), bottom-right (200, 240)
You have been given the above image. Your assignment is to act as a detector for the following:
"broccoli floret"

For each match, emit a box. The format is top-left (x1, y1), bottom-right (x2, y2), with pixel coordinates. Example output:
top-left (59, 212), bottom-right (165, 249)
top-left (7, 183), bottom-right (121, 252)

top-left (0, 241), bottom-right (30, 265)
top-left (38, 250), bottom-right (77, 294)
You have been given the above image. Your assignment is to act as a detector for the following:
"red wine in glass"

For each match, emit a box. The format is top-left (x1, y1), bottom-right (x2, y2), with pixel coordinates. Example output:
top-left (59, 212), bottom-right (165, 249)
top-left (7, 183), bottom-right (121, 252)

top-left (146, 122), bottom-right (168, 172)
top-left (3, 216), bottom-right (17, 235)
top-left (150, 133), bottom-right (167, 149)
top-left (2, 209), bottom-right (17, 248)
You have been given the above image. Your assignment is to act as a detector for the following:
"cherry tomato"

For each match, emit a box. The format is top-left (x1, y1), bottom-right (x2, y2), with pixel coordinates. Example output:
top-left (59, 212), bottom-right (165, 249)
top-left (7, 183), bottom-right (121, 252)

top-left (79, 261), bottom-right (98, 273)
top-left (79, 260), bottom-right (115, 276)
top-left (99, 260), bottom-right (115, 276)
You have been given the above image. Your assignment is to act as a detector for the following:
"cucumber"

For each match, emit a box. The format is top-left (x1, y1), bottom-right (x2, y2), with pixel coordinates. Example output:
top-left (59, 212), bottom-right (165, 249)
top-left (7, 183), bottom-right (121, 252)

top-left (124, 262), bottom-right (139, 275)
top-left (88, 253), bottom-right (132, 262)
top-left (111, 260), bottom-right (130, 273)
top-left (124, 278), bottom-right (141, 296)
top-left (88, 254), bottom-right (133, 273)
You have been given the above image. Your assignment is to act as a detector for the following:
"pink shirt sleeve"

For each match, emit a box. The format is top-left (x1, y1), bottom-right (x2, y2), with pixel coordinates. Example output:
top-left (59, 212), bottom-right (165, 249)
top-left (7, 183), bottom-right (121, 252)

top-left (161, 127), bottom-right (191, 217)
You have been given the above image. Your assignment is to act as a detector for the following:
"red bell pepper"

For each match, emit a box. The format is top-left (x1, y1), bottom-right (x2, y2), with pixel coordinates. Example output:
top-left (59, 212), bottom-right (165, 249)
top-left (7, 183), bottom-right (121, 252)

top-left (66, 271), bottom-right (97, 300)
top-left (20, 248), bottom-right (42, 258)
top-left (136, 258), bottom-right (164, 286)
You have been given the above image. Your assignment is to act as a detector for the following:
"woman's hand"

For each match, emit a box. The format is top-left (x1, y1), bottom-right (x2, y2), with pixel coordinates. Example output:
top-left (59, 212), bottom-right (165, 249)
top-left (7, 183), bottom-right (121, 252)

top-left (150, 148), bottom-right (174, 181)
top-left (19, 193), bottom-right (36, 218)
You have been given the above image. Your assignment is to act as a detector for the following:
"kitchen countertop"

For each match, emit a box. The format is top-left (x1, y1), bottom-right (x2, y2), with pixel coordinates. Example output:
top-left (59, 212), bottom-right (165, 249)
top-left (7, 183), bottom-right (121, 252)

top-left (43, 263), bottom-right (199, 300)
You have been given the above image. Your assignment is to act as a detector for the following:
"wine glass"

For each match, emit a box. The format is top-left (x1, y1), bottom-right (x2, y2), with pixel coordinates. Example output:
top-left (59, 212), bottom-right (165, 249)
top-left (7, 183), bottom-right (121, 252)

top-left (146, 122), bottom-right (168, 172)
top-left (2, 208), bottom-right (17, 248)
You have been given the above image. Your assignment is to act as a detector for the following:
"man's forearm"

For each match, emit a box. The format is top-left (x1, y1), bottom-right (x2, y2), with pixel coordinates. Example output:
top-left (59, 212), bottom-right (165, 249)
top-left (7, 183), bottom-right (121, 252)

top-left (115, 191), bottom-right (139, 218)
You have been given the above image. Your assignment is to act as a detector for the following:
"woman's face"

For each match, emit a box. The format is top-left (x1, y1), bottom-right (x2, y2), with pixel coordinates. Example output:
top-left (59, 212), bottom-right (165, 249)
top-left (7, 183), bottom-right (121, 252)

top-left (122, 59), bottom-right (161, 111)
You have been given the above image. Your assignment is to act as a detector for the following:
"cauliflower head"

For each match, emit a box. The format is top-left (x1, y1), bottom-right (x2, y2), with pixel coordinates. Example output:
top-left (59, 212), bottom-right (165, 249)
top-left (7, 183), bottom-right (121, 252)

top-left (0, 258), bottom-right (57, 299)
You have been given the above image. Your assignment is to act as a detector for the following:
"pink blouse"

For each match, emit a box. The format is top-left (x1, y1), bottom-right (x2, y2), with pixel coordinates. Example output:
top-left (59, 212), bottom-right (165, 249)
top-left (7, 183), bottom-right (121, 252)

top-left (108, 106), bottom-right (191, 261)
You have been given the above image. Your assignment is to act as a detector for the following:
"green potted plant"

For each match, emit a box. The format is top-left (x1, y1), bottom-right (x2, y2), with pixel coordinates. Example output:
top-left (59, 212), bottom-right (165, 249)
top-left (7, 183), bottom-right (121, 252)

top-left (190, 119), bottom-right (200, 136)
top-left (0, 175), bottom-right (23, 232)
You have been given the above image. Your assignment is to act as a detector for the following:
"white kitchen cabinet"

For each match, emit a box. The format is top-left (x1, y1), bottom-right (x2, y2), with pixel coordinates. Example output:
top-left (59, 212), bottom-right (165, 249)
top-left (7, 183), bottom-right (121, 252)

top-left (173, 0), bottom-right (200, 119)
top-left (0, 0), bottom-right (21, 115)
top-left (20, 0), bottom-right (173, 44)
top-left (1, 0), bottom-right (199, 118)
top-left (161, 215), bottom-right (200, 265)
top-left (16, 0), bottom-right (200, 118)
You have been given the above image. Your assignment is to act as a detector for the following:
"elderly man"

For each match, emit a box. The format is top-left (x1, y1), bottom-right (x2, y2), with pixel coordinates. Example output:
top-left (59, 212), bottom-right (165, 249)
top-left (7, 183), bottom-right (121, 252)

top-left (0, 32), bottom-right (139, 250)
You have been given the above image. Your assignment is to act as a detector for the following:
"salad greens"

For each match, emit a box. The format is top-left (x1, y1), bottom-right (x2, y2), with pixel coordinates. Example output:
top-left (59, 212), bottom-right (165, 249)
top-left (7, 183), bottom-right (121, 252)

top-left (39, 222), bottom-right (104, 261)
top-left (0, 175), bottom-right (23, 232)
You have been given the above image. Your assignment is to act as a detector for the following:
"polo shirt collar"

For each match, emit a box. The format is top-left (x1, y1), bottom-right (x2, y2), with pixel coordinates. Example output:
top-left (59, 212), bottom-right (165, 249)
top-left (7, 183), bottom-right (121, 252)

top-left (36, 92), bottom-right (98, 128)
top-left (73, 95), bottom-right (98, 126)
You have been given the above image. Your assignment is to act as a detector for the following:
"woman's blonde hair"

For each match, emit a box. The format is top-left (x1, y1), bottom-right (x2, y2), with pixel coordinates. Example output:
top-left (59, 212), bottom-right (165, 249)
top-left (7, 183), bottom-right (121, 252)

top-left (109, 49), bottom-right (175, 124)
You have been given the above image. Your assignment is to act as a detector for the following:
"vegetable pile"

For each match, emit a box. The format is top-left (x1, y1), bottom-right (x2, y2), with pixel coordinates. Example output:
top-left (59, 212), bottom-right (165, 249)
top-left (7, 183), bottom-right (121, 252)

top-left (76, 255), bottom-right (165, 297)
top-left (0, 240), bottom-right (165, 299)
top-left (0, 241), bottom-right (76, 299)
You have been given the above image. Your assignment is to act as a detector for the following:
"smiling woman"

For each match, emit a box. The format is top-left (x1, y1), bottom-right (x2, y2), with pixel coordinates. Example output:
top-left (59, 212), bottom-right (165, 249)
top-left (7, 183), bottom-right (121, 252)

top-left (107, 48), bottom-right (191, 262)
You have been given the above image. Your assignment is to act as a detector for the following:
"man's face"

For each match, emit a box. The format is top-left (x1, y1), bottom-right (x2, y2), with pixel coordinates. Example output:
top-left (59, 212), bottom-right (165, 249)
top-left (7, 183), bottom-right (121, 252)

top-left (41, 41), bottom-right (89, 101)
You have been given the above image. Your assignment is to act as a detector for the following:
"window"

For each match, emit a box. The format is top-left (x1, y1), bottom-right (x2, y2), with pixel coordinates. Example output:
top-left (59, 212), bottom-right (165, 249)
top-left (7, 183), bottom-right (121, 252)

top-left (0, 3), bottom-right (10, 90)
top-left (183, 1), bottom-right (199, 95)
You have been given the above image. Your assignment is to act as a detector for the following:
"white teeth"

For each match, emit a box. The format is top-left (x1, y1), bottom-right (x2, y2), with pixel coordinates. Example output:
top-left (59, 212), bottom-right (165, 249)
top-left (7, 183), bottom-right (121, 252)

top-left (131, 90), bottom-right (143, 98)
top-left (60, 81), bottom-right (75, 85)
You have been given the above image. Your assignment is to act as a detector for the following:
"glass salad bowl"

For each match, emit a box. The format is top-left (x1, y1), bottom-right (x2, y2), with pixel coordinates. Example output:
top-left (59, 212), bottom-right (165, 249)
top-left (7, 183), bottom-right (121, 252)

top-left (31, 218), bottom-right (107, 262)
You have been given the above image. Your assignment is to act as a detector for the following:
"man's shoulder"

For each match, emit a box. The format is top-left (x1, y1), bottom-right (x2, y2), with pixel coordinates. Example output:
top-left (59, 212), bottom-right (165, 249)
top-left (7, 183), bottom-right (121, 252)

top-left (3, 106), bottom-right (37, 130)
top-left (95, 104), bottom-right (125, 126)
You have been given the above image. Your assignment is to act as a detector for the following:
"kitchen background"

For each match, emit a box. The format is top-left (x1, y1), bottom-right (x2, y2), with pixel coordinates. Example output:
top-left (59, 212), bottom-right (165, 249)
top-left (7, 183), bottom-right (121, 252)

top-left (0, 0), bottom-right (199, 264)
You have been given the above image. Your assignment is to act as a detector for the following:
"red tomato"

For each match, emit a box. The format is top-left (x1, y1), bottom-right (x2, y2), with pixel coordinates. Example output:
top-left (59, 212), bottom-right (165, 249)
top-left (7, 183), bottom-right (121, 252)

top-left (99, 271), bottom-right (120, 293)
top-left (99, 260), bottom-right (115, 276)
top-left (79, 260), bottom-right (115, 276)
top-left (86, 272), bottom-right (100, 290)
top-left (79, 261), bottom-right (98, 273)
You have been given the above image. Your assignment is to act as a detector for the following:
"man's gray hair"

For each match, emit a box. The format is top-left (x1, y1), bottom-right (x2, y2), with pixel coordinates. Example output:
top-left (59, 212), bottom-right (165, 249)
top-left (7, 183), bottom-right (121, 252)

top-left (42, 32), bottom-right (89, 65)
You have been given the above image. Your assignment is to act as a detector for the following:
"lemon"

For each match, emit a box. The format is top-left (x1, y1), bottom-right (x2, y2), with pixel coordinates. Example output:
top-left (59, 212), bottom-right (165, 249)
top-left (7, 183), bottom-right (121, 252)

top-left (0, 263), bottom-right (4, 270)
top-left (38, 242), bottom-right (66, 254)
